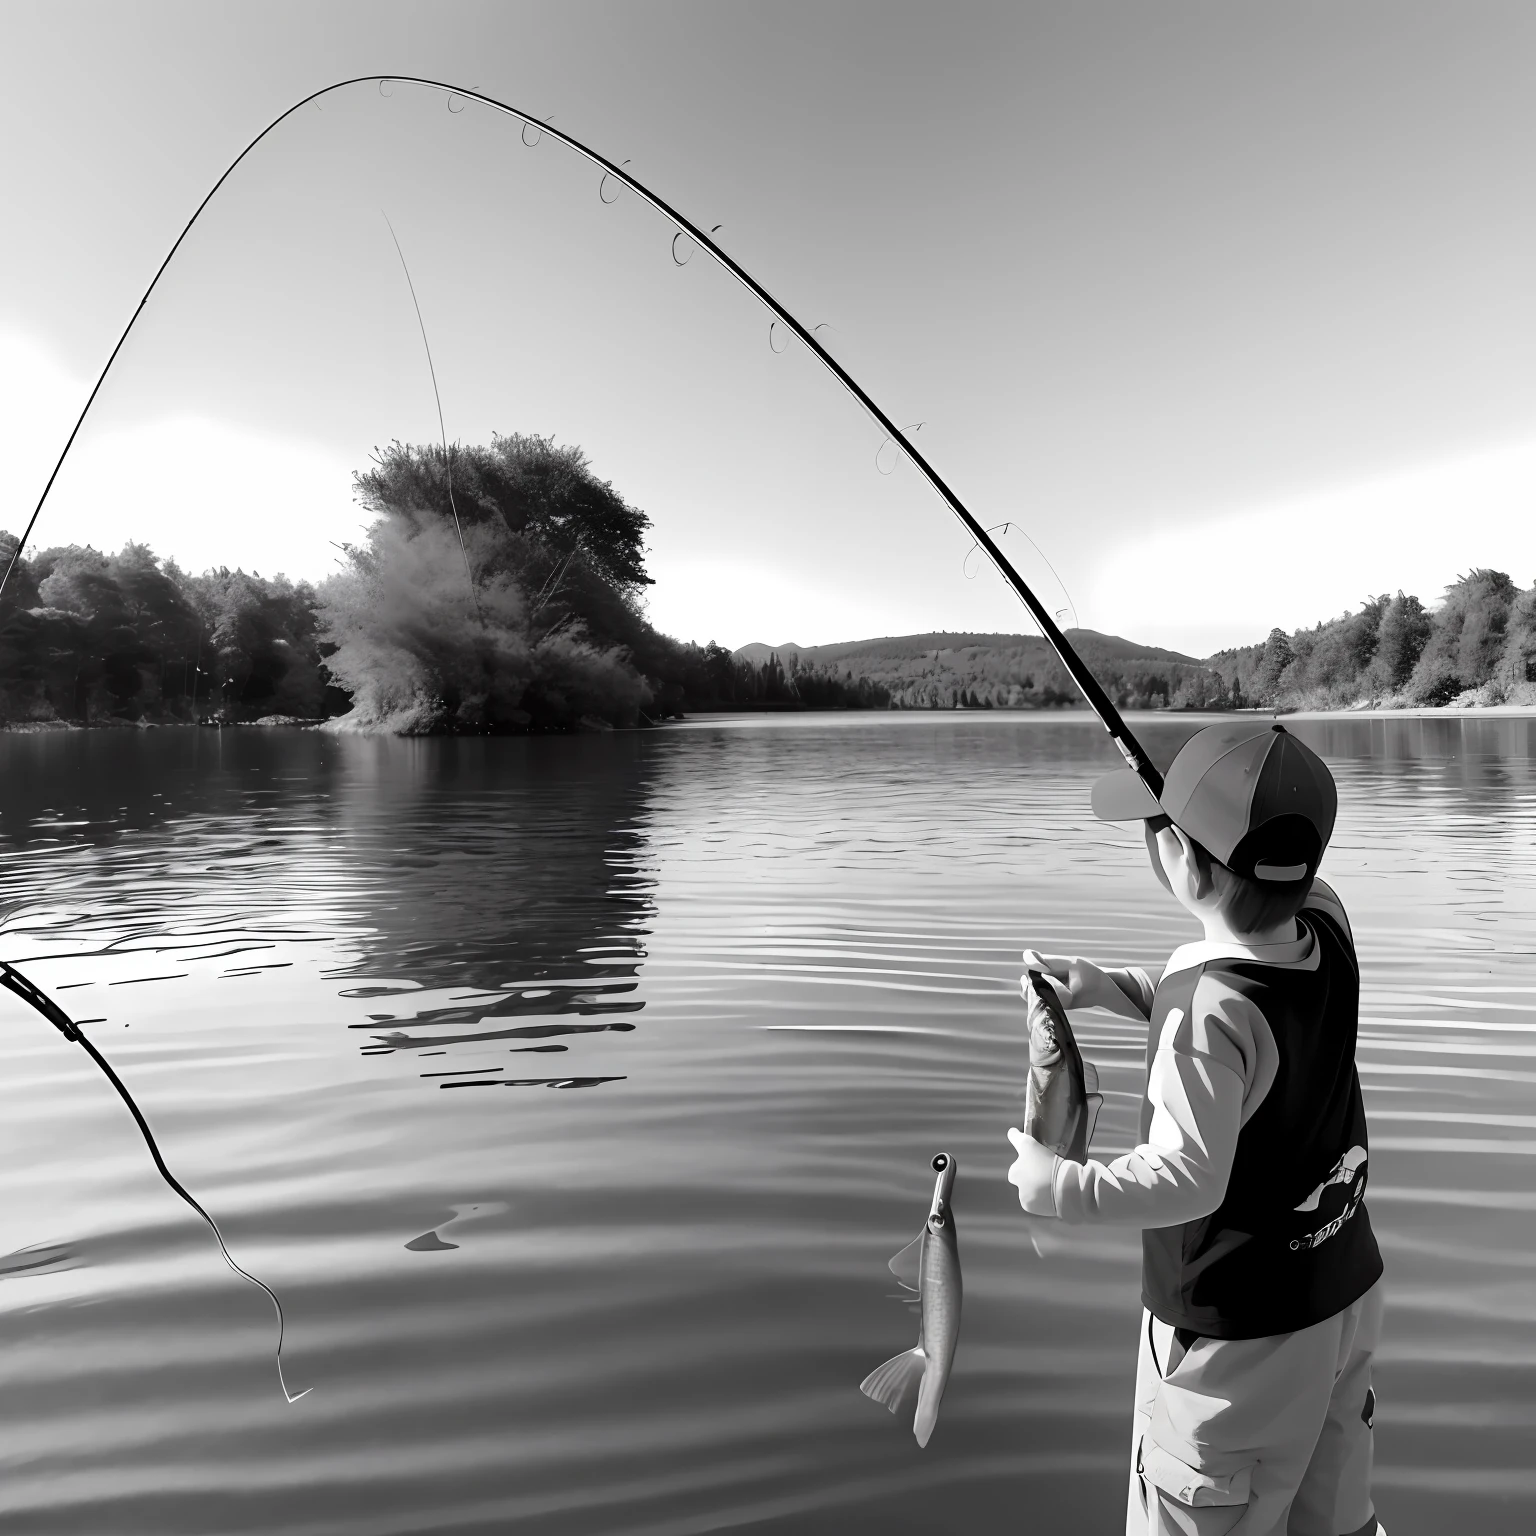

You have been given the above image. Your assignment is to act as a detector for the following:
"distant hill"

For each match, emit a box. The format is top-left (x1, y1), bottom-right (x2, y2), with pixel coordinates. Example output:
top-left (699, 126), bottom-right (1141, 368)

top-left (735, 630), bottom-right (1200, 668)
top-left (732, 630), bottom-right (1229, 711)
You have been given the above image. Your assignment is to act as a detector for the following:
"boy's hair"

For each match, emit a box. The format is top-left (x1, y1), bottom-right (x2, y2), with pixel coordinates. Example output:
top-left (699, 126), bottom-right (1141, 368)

top-left (1144, 823), bottom-right (1313, 936)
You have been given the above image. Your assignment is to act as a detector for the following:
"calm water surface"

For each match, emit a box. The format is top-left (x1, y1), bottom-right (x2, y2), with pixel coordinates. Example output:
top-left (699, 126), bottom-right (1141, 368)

top-left (0, 714), bottom-right (1533, 1534)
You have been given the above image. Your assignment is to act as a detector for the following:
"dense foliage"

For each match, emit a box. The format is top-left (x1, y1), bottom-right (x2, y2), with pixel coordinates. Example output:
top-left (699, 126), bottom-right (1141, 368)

top-left (668, 644), bottom-right (891, 710)
top-left (0, 534), bottom-right (338, 724)
top-left (752, 632), bottom-right (1238, 711)
top-left (1211, 570), bottom-right (1536, 710)
top-left (354, 435), bottom-right (654, 598)
top-left (0, 436), bottom-right (886, 730)
top-left (3, 426), bottom-right (1530, 730)
top-left (322, 439), bottom-right (884, 731)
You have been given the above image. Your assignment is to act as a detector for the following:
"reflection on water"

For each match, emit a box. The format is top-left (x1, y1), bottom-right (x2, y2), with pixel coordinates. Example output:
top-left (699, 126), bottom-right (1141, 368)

top-left (0, 715), bottom-right (1532, 1533)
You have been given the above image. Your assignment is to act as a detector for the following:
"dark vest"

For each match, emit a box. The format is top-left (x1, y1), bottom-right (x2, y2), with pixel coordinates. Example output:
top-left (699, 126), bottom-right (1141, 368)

top-left (1140, 908), bottom-right (1383, 1339)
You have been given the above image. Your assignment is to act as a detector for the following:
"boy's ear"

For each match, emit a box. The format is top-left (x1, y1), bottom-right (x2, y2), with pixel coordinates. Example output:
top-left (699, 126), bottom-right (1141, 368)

top-left (1143, 821), bottom-right (1173, 894)
top-left (1173, 827), bottom-right (1214, 900)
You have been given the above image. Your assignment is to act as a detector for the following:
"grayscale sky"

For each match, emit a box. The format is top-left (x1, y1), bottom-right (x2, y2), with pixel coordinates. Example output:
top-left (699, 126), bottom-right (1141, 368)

top-left (4, 0), bottom-right (1535, 654)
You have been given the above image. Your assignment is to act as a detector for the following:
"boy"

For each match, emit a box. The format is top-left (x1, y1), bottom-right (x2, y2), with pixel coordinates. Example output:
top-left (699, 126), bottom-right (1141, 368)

top-left (1006, 722), bottom-right (1385, 1536)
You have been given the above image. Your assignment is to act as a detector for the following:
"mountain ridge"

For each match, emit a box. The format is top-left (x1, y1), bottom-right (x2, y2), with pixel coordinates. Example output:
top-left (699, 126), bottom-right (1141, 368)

top-left (730, 629), bottom-right (1232, 711)
top-left (733, 629), bottom-right (1206, 667)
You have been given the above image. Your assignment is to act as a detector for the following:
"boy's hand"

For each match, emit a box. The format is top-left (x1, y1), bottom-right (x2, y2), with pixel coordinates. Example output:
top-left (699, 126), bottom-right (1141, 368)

top-left (1021, 953), bottom-right (1072, 1037)
top-left (1021, 950), bottom-right (1072, 988)
top-left (1006, 1125), bottom-right (1060, 1217)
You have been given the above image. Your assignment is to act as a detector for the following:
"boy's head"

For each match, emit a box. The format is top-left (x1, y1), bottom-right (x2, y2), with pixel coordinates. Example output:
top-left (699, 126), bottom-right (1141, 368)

top-left (1092, 723), bottom-right (1337, 937)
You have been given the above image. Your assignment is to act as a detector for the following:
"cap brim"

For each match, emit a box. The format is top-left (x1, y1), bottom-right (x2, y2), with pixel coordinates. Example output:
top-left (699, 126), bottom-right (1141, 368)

top-left (1091, 769), bottom-right (1164, 822)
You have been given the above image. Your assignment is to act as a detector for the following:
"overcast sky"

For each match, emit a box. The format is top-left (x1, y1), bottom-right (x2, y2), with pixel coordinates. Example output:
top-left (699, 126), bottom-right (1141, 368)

top-left (4, 1), bottom-right (1535, 654)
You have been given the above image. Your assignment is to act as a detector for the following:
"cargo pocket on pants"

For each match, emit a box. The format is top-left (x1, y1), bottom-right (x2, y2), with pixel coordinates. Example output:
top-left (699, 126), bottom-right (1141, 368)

top-left (1138, 1433), bottom-right (1253, 1510)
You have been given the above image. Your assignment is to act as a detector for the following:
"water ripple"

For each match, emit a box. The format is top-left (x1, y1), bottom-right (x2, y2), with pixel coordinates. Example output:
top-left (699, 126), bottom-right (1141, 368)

top-left (0, 716), bottom-right (1531, 1533)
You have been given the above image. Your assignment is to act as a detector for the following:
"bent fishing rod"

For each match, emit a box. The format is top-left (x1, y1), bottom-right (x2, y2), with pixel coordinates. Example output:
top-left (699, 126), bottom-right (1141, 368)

top-left (0, 77), bottom-right (1163, 1401)
top-left (0, 73), bottom-right (1162, 797)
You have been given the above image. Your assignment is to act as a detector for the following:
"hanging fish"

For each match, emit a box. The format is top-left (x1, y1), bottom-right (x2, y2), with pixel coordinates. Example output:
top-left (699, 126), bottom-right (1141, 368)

top-left (859, 1152), bottom-right (961, 1448)
top-left (1022, 969), bottom-right (1102, 1162)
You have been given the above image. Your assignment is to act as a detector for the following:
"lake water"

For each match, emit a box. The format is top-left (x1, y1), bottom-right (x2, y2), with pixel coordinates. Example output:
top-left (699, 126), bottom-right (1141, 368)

top-left (0, 713), bottom-right (1533, 1535)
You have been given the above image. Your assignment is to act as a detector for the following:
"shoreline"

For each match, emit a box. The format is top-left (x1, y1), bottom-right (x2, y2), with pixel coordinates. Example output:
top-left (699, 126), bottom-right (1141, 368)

top-left (1277, 703), bottom-right (1536, 721)
top-left (7, 703), bottom-right (1536, 734)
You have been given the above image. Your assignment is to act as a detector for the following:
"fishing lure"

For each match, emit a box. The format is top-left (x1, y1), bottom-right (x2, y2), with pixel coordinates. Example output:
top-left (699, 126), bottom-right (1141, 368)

top-left (860, 1152), bottom-right (962, 1448)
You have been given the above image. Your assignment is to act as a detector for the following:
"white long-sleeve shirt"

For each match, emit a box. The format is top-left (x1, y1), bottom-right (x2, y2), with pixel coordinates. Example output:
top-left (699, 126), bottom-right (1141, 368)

top-left (1009, 884), bottom-right (1352, 1228)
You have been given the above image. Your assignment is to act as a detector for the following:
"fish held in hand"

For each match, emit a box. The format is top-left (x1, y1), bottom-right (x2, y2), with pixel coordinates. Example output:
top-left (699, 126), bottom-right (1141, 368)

top-left (1022, 969), bottom-right (1102, 1163)
top-left (859, 1152), bottom-right (961, 1448)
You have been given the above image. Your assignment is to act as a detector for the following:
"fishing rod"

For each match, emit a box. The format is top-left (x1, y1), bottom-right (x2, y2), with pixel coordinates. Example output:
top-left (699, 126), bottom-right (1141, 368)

top-left (0, 963), bottom-right (308, 1402)
top-left (0, 73), bottom-right (1162, 798)
top-left (0, 79), bottom-right (1165, 1399)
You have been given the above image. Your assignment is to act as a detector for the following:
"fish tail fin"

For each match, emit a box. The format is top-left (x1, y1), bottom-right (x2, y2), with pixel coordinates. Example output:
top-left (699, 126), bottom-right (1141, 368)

top-left (860, 1347), bottom-right (926, 1414)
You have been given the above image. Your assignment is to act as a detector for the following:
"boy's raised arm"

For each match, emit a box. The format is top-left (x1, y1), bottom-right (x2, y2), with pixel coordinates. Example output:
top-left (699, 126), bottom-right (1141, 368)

top-left (1022, 949), bottom-right (1161, 1021)
top-left (1008, 976), bottom-right (1264, 1228)
top-left (1019, 1053), bottom-right (1244, 1225)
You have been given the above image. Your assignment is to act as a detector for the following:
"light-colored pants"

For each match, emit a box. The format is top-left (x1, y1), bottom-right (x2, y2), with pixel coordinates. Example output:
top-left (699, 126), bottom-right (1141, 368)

top-left (1127, 1281), bottom-right (1384, 1536)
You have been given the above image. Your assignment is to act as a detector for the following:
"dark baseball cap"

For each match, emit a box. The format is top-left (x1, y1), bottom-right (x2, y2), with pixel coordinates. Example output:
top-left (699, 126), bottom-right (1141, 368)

top-left (1091, 722), bottom-right (1337, 884)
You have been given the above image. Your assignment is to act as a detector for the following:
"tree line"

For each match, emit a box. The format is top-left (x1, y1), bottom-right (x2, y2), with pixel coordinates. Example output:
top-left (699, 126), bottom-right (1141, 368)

top-left (807, 632), bottom-right (1233, 712)
top-left (791, 577), bottom-right (1536, 714)
top-left (0, 434), bottom-right (883, 730)
top-left (1211, 570), bottom-right (1536, 711)
top-left (3, 430), bottom-right (1530, 728)
top-left (0, 539), bottom-right (342, 724)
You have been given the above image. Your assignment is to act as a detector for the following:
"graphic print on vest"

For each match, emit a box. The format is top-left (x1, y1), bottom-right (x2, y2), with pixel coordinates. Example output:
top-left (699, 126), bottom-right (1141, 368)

top-left (1290, 1144), bottom-right (1368, 1251)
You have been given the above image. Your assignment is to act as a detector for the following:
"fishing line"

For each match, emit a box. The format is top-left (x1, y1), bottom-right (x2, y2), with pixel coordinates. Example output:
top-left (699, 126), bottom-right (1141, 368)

top-left (529, 538), bottom-right (587, 626)
top-left (380, 212), bottom-right (482, 623)
top-left (963, 522), bottom-right (1080, 631)
top-left (0, 73), bottom-right (1164, 791)
top-left (0, 963), bottom-right (309, 1403)
top-left (875, 423), bottom-right (925, 476)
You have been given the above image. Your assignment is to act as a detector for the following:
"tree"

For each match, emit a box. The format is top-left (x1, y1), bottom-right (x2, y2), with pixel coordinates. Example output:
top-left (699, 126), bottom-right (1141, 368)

top-left (33, 545), bottom-right (132, 719)
top-left (1253, 629), bottom-right (1295, 705)
top-left (1406, 569), bottom-right (1517, 703)
top-left (185, 567), bottom-right (328, 720)
top-left (1281, 597), bottom-right (1387, 701)
top-left (106, 543), bottom-right (203, 712)
top-left (1494, 585), bottom-right (1536, 694)
top-left (353, 435), bottom-right (653, 598)
top-left (1362, 592), bottom-right (1431, 696)
top-left (0, 531), bottom-right (49, 720)
top-left (1171, 669), bottom-right (1229, 710)
top-left (317, 473), bottom-right (651, 732)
